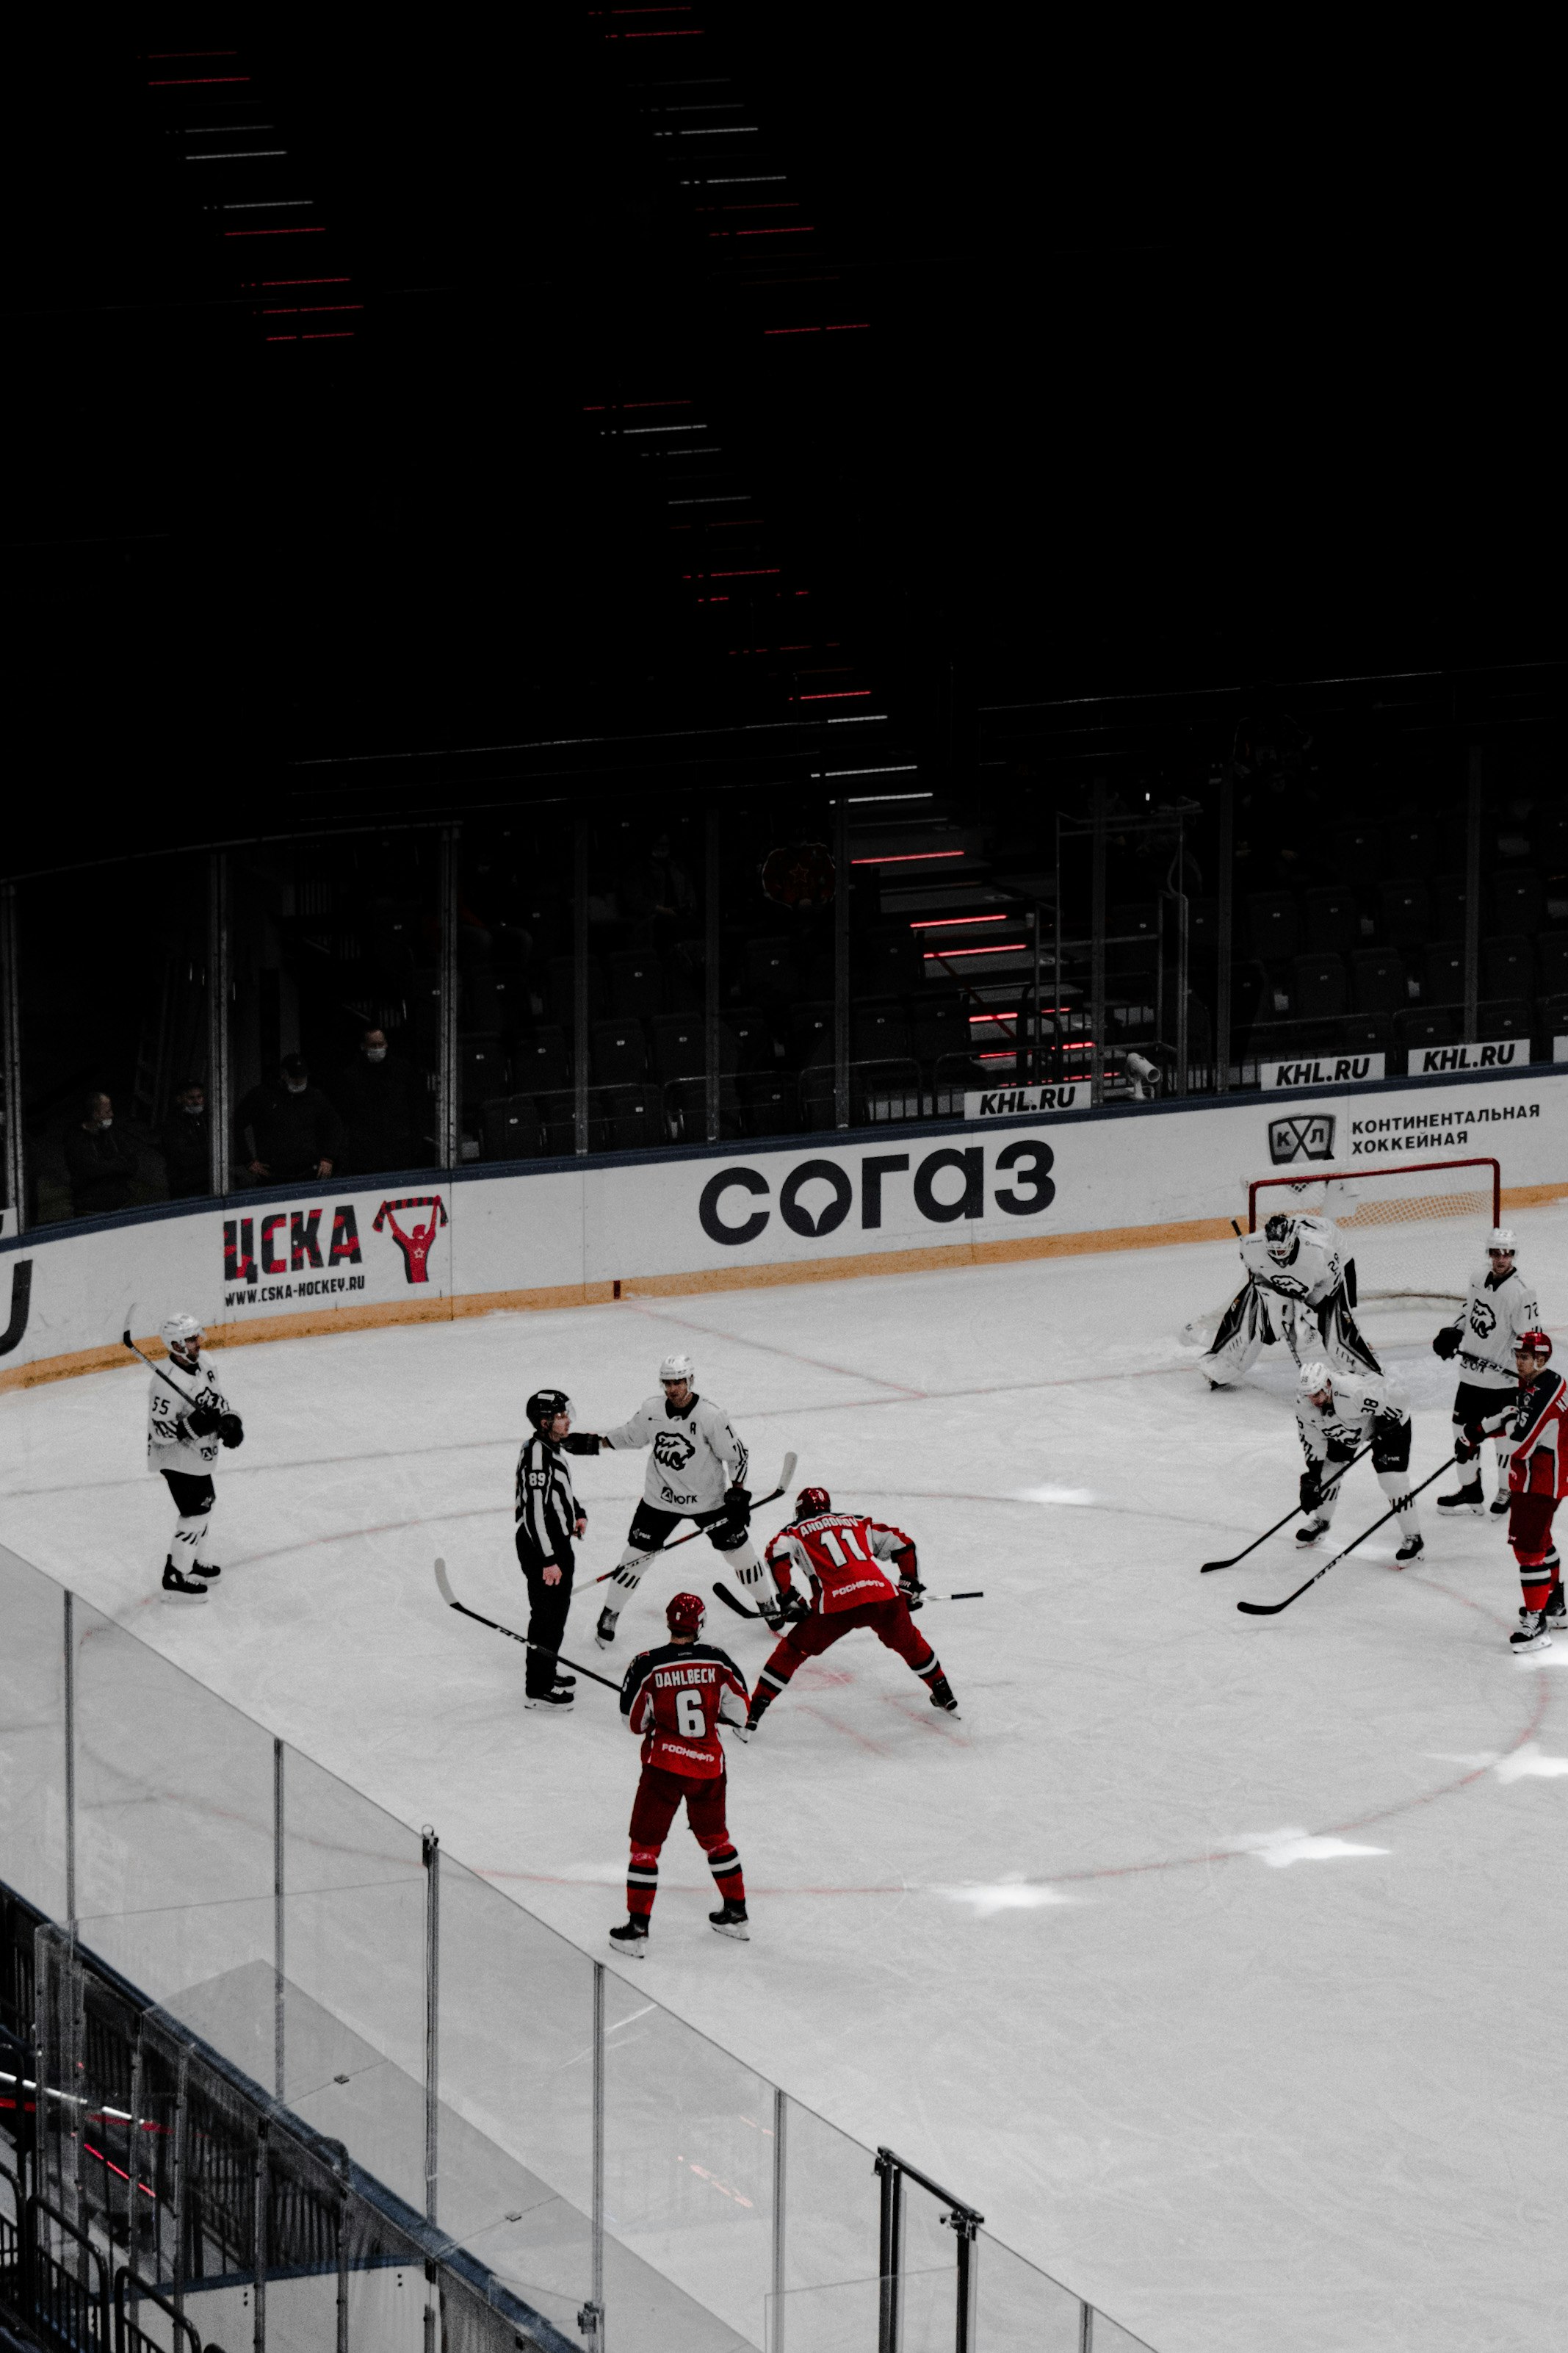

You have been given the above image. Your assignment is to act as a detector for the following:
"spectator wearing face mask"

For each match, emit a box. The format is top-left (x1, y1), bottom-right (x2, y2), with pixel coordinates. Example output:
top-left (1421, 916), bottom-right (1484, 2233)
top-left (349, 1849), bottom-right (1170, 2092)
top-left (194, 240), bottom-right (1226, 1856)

top-left (64, 1092), bottom-right (140, 1219)
top-left (236, 1053), bottom-right (344, 1184)
top-left (333, 1026), bottom-right (427, 1175)
top-left (159, 1079), bottom-right (211, 1199)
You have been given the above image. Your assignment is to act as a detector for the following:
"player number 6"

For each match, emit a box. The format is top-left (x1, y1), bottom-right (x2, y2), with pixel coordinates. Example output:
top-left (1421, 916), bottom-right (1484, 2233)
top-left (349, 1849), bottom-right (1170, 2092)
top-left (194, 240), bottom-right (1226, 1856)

top-left (676, 1690), bottom-right (707, 1738)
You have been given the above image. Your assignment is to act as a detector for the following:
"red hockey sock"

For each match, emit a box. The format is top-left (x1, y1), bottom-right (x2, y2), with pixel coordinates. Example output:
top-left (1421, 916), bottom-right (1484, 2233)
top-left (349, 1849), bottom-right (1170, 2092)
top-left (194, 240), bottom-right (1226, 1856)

top-left (703, 1840), bottom-right (745, 1906)
top-left (916, 1652), bottom-right (944, 1686)
top-left (627, 1845), bottom-right (660, 1921)
top-left (1521, 1577), bottom-right (1553, 1614)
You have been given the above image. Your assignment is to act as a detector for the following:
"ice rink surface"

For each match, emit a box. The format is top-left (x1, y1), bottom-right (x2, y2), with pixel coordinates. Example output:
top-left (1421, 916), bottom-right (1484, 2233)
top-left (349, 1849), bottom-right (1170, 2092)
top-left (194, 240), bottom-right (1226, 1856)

top-left (4, 1208), bottom-right (1568, 2353)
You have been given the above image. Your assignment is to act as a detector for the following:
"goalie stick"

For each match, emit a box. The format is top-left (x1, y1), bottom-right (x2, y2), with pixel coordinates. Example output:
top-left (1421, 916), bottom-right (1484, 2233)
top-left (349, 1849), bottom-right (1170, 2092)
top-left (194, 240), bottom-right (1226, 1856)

top-left (433, 1557), bottom-right (621, 1691)
top-left (1199, 1441), bottom-right (1373, 1572)
top-left (712, 1583), bottom-right (983, 1621)
top-left (1235, 1455), bottom-right (1459, 1617)
top-left (586, 1452), bottom-right (799, 1585)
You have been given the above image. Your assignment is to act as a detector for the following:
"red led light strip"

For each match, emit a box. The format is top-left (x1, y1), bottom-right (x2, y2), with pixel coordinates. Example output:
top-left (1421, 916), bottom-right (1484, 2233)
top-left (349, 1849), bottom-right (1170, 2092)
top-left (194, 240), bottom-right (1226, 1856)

top-left (850, 851), bottom-right (966, 865)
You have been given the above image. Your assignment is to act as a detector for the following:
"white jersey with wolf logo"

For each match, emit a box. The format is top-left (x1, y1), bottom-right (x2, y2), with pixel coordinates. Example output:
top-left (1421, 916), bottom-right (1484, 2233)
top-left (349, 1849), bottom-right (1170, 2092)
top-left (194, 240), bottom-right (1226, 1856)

top-left (601, 1393), bottom-right (750, 1513)
top-left (1201, 1213), bottom-right (1380, 1387)
top-left (1294, 1370), bottom-right (1419, 1539)
top-left (1437, 1262), bottom-right (1541, 1391)
top-left (147, 1353), bottom-right (231, 1474)
top-left (1238, 1215), bottom-right (1344, 1309)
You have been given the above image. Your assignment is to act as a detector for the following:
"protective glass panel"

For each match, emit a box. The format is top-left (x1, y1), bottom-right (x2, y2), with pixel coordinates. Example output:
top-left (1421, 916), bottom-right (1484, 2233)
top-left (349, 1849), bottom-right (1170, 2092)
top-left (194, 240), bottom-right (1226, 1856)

top-left (1088, 2308), bottom-right (1162, 2353)
top-left (764, 2266), bottom-right (950, 2353)
top-left (0, 1544), bottom-right (67, 1921)
top-left (602, 1971), bottom-right (776, 2345)
top-left (776, 2093), bottom-right (876, 2295)
top-left (275, 1745), bottom-right (429, 2213)
top-left (70, 1598), bottom-right (276, 2069)
top-left (432, 1853), bottom-right (595, 2342)
top-left (977, 2227), bottom-right (1091, 2351)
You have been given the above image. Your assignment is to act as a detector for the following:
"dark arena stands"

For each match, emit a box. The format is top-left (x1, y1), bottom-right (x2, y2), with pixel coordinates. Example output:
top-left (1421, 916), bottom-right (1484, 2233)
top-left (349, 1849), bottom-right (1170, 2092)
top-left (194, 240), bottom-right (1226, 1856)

top-left (1, 18), bottom-right (1561, 2353)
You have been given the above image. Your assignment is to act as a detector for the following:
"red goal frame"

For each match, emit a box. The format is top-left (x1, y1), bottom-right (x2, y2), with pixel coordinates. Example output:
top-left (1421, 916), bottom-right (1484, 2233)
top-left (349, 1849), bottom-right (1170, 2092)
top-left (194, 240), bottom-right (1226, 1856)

top-left (1249, 1156), bottom-right (1500, 1232)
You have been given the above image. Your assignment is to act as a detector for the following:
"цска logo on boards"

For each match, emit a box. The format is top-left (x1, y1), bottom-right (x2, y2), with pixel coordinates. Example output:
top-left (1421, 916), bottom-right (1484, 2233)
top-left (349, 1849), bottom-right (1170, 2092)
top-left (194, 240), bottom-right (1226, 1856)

top-left (1268, 1114), bottom-right (1336, 1165)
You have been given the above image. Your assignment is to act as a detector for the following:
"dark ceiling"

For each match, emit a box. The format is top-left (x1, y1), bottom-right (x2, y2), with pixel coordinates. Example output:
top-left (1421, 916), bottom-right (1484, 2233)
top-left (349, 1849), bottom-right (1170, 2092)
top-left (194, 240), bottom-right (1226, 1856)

top-left (9, 15), bottom-right (1557, 875)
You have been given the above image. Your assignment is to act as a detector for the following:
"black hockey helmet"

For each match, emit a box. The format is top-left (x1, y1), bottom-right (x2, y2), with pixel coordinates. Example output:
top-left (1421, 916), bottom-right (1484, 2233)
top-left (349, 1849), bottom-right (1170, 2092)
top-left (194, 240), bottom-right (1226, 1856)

top-left (1263, 1212), bottom-right (1296, 1262)
top-left (526, 1388), bottom-right (574, 1431)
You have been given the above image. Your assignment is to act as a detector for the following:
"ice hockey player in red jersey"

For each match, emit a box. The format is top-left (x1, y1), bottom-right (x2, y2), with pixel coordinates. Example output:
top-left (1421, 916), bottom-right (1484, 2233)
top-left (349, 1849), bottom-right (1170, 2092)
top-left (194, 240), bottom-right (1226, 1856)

top-left (1456, 1330), bottom-right (1567, 1652)
top-left (610, 1592), bottom-right (751, 1958)
top-left (738, 1488), bottom-right (960, 1735)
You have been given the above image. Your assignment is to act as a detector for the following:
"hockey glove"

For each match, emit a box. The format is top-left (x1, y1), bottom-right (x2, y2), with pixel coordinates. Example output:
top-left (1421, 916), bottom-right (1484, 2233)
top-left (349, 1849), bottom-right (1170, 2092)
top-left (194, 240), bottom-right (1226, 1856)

top-left (186, 1401), bottom-right (223, 1438)
top-left (723, 1482), bottom-right (752, 1528)
top-left (217, 1411), bottom-right (245, 1450)
top-left (562, 1433), bottom-right (601, 1455)
top-left (1298, 1467), bottom-right (1324, 1514)
top-left (1453, 1426), bottom-right (1484, 1465)
top-left (1431, 1327), bottom-right (1461, 1361)
top-left (898, 1576), bottom-right (926, 1613)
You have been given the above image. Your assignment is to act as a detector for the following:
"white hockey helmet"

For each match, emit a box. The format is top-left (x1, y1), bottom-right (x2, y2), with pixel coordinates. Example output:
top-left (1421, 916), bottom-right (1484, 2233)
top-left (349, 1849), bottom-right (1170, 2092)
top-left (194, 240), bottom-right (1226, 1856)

top-left (162, 1311), bottom-right (203, 1358)
top-left (1296, 1361), bottom-right (1334, 1399)
top-left (659, 1353), bottom-right (695, 1384)
top-left (1486, 1228), bottom-right (1516, 1254)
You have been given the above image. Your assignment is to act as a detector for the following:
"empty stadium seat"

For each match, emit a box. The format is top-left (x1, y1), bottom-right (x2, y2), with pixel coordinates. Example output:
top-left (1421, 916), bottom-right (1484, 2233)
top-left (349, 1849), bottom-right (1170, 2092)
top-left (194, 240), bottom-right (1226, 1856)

top-left (1476, 999), bottom-right (1532, 1041)
top-left (1351, 948), bottom-right (1409, 1015)
top-left (787, 1001), bottom-right (834, 1063)
top-left (735, 1072), bottom-right (797, 1136)
top-left (745, 937), bottom-right (798, 1001)
top-left (856, 927), bottom-right (925, 994)
top-left (595, 1086), bottom-right (662, 1152)
top-left (547, 954), bottom-right (607, 1023)
top-left (516, 1026), bottom-right (571, 1092)
top-left (1246, 891), bottom-right (1300, 961)
top-left (1290, 954), bottom-right (1348, 1020)
top-left (910, 998), bottom-right (973, 1070)
top-left (1384, 817), bottom-right (1439, 875)
top-left (664, 1076), bottom-right (743, 1139)
top-left (482, 1095), bottom-right (545, 1159)
top-left (1428, 873), bottom-right (1471, 938)
top-left (460, 1035), bottom-right (507, 1107)
top-left (1377, 879), bottom-right (1431, 947)
top-left (1490, 872), bottom-right (1544, 934)
top-left (1423, 942), bottom-right (1466, 1005)
top-left (851, 1001), bottom-right (912, 1059)
top-left (726, 1005), bottom-right (776, 1070)
top-left (1393, 1007), bottom-right (1454, 1050)
top-left (1302, 887), bottom-right (1361, 955)
top-left (1331, 825), bottom-right (1385, 883)
top-left (591, 1019), bottom-right (649, 1084)
top-left (609, 949), bottom-right (665, 1017)
top-left (1481, 937), bottom-right (1534, 998)
top-left (1535, 934), bottom-right (1568, 997)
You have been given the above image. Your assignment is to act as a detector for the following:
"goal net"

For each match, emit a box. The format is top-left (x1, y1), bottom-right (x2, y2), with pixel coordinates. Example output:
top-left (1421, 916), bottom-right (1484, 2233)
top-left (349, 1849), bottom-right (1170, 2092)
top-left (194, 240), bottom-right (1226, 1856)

top-left (1249, 1157), bottom-right (1500, 1304)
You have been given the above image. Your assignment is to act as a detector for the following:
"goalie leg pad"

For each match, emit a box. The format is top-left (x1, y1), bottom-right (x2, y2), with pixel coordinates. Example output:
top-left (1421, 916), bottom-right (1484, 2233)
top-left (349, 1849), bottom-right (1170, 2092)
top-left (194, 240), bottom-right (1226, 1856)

top-left (1199, 1281), bottom-right (1271, 1385)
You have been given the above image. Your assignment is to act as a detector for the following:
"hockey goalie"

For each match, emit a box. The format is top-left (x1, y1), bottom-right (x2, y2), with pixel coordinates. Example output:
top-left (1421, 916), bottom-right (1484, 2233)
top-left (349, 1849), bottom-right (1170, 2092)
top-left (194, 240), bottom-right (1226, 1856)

top-left (1200, 1211), bottom-right (1381, 1390)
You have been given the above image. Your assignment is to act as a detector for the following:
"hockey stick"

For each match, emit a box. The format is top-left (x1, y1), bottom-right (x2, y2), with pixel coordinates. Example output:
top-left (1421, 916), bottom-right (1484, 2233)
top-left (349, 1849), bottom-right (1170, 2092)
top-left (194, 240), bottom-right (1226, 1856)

top-left (712, 1583), bottom-right (983, 1621)
top-left (123, 1327), bottom-right (203, 1413)
top-left (586, 1452), bottom-right (799, 1585)
top-left (1199, 1442), bottom-right (1374, 1572)
top-left (1235, 1455), bottom-right (1459, 1618)
top-left (433, 1557), bottom-right (621, 1691)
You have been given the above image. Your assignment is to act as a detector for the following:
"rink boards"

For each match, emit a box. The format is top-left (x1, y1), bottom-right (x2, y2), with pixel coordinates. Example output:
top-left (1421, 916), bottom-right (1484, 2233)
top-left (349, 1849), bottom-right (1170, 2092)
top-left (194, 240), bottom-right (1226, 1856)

top-left (3, 1062), bottom-right (1565, 1388)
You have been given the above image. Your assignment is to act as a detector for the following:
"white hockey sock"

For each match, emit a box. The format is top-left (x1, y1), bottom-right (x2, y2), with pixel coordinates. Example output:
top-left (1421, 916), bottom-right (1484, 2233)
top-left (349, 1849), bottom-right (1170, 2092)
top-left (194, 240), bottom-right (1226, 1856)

top-left (1376, 1469), bottom-right (1420, 1537)
top-left (1315, 1482), bottom-right (1343, 1529)
top-left (604, 1549), bottom-right (653, 1615)
top-left (171, 1510), bottom-right (209, 1568)
top-left (1492, 1438), bottom-right (1515, 1493)
top-left (723, 1538), bottom-right (765, 1588)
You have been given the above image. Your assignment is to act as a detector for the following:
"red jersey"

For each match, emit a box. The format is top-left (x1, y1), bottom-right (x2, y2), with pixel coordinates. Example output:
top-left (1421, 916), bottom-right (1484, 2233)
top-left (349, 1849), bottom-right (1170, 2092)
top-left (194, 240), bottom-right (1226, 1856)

top-left (765, 1510), bottom-right (917, 1615)
top-left (1506, 1370), bottom-right (1568, 1502)
top-left (619, 1640), bottom-right (748, 1779)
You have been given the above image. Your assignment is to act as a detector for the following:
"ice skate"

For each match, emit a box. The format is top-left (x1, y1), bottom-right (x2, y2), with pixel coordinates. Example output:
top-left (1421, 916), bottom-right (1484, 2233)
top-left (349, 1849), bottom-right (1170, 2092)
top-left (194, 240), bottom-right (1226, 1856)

top-left (709, 1900), bottom-right (750, 1941)
top-left (524, 1684), bottom-right (574, 1711)
top-left (1296, 1516), bottom-right (1331, 1547)
top-left (1394, 1535), bottom-right (1424, 1565)
top-left (927, 1674), bottom-right (961, 1716)
top-left (1509, 1610), bottom-right (1552, 1654)
top-left (192, 1560), bottom-right (221, 1580)
top-left (1542, 1587), bottom-right (1565, 1627)
top-left (1489, 1492), bottom-right (1510, 1517)
top-left (609, 1917), bottom-right (648, 1958)
top-left (1437, 1478), bottom-right (1486, 1517)
top-left (162, 1559), bottom-right (208, 1599)
top-left (595, 1607), bottom-right (618, 1649)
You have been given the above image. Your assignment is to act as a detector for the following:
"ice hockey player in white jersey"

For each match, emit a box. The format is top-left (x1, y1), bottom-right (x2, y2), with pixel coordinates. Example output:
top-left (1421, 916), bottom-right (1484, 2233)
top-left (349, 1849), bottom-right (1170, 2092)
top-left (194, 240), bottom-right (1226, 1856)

top-left (1201, 1211), bottom-right (1381, 1389)
top-left (565, 1355), bottom-right (772, 1645)
top-left (1294, 1360), bottom-right (1423, 1563)
top-left (1434, 1229), bottom-right (1540, 1518)
top-left (146, 1313), bottom-right (244, 1596)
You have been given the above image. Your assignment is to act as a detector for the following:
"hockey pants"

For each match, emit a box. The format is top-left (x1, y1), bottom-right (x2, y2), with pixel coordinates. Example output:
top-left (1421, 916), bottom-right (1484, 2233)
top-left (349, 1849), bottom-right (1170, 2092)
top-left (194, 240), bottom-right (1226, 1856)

top-left (1451, 1379), bottom-right (1516, 1494)
top-left (1203, 1282), bottom-right (1380, 1387)
top-left (1507, 1491), bottom-right (1562, 1615)
top-left (626, 1764), bottom-right (744, 1922)
top-left (750, 1596), bottom-right (944, 1720)
top-left (1312, 1419), bottom-right (1419, 1540)
top-left (162, 1469), bottom-right (217, 1574)
top-left (514, 1529), bottom-right (574, 1696)
top-left (601, 1499), bottom-right (766, 1619)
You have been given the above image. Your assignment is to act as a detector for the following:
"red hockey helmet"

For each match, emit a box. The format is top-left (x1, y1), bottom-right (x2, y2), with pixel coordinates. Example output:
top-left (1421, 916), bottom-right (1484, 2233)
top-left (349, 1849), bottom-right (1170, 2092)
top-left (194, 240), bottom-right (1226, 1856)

top-left (795, 1485), bottom-right (831, 1518)
top-left (1515, 1329), bottom-right (1553, 1363)
top-left (666, 1591), bottom-right (707, 1635)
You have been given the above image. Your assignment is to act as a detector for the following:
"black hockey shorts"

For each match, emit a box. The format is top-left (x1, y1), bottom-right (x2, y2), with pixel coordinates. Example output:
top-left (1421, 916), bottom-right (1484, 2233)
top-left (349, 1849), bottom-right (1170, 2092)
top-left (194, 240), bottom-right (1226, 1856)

top-left (1369, 1412), bottom-right (1412, 1476)
top-left (162, 1469), bottom-right (215, 1516)
top-left (629, 1499), bottom-right (750, 1556)
top-left (1452, 1379), bottom-right (1510, 1433)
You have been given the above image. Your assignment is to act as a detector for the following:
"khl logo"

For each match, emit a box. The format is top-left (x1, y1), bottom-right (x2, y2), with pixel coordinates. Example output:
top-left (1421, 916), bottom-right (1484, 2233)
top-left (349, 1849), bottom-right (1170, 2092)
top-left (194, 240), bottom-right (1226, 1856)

top-left (1268, 1114), bottom-right (1336, 1166)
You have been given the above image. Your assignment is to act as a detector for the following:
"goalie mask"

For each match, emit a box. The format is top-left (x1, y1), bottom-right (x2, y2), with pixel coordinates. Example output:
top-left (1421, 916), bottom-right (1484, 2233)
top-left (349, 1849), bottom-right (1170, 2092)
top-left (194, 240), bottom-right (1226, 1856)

top-left (1263, 1213), bottom-right (1298, 1264)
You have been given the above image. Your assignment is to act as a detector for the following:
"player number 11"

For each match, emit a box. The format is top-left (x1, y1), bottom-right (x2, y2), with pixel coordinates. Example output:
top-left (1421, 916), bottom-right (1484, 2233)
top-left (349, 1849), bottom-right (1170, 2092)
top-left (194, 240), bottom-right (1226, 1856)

top-left (819, 1527), bottom-right (867, 1566)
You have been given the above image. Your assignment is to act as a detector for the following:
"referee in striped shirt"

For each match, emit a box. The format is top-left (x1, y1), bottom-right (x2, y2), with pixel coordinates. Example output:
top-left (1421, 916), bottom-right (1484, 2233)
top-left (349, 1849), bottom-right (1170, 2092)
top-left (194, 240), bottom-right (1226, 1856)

top-left (515, 1389), bottom-right (587, 1710)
